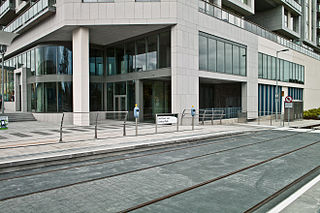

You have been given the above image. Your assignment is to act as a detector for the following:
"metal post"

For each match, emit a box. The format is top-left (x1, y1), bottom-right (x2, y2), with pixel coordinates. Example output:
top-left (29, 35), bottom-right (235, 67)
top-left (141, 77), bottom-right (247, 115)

top-left (1, 53), bottom-right (4, 114)
top-left (288, 108), bottom-right (290, 128)
top-left (135, 117), bottom-right (138, 136)
top-left (211, 109), bottom-right (214, 125)
top-left (59, 113), bottom-right (65, 142)
top-left (176, 114), bottom-right (179, 132)
top-left (95, 113), bottom-right (98, 139)
top-left (155, 114), bottom-right (158, 134)
top-left (123, 120), bottom-right (126, 136)
top-left (192, 116), bottom-right (195, 130)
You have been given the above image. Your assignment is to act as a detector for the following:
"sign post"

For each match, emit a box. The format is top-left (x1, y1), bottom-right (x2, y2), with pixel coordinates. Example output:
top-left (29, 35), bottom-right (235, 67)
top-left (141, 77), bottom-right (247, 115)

top-left (285, 96), bottom-right (293, 127)
top-left (155, 114), bottom-right (178, 134)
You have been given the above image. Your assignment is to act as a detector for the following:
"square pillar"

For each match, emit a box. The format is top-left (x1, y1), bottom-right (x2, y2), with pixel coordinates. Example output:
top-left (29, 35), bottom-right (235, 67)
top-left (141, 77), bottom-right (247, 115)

top-left (72, 27), bottom-right (90, 126)
top-left (135, 79), bottom-right (143, 121)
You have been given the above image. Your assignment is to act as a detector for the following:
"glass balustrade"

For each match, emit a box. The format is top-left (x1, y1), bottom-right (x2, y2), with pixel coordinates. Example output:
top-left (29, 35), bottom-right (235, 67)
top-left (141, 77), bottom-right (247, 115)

top-left (0, 0), bottom-right (14, 17)
top-left (199, 0), bottom-right (320, 61)
top-left (4, 0), bottom-right (56, 33)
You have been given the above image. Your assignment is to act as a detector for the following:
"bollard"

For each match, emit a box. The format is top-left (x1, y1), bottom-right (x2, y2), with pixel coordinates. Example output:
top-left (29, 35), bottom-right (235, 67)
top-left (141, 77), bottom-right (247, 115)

top-left (95, 113), bottom-right (99, 139)
top-left (123, 121), bottom-right (126, 136)
top-left (135, 118), bottom-right (138, 136)
top-left (59, 113), bottom-right (64, 142)
top-left (176, 114), bottom-right (179, 132)
top-left (192, 116), bottom-right (195, 131)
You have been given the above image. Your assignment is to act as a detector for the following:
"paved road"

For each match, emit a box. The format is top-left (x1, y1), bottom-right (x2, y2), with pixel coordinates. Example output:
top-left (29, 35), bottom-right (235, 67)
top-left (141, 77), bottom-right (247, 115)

top-left (0, 130), bottom-right (319, 213)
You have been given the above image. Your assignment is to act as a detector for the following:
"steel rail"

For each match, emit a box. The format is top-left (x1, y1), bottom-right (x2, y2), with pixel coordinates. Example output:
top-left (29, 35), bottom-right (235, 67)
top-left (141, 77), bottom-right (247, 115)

top-left (0, 131), bottom-right (289, 182)
top-left (0, 132), bottom-right (308, 202)
top-left (118, 140), bottom-right (320, 213)
top-left (244, 165), bottom-right (320, 213)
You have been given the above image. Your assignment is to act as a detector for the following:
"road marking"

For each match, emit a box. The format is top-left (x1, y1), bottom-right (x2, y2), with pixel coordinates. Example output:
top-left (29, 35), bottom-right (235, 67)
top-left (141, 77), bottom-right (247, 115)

top-left (267, 174), bottom-right (320, 213)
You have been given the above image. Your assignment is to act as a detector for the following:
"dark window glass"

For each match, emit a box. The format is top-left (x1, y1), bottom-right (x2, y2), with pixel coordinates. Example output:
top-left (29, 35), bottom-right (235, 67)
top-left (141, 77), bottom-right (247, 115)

top-left (43, 46), bottom-right (57, 75)
top-left (199, 35), bottom-right (208, 70)
top-left (240, 47), bottom-right (246, 76)
top-left (217, 41), bottom-right (225, 73)
top-left (90, 48), bottom-right (104, 76)
top-left (147, 35), bottom-right (158, 70)
top-left (258, 53), bottom-right (263, 78)
top-left (58, 82), bottom-right (72, 112)
top-left (225, 43), bottom-right (232, 74)
top-left (284, 61), bottom-right (289, 82)
top-left (263, 54), bottom-right (268, 79)
top-left (280, 59), bottom-right (284, 81)
top-left (115, 45), bottom-right (125, 74)
top-left (90, 83), bottom-right (103, 111)
top-left (208, 38), bottom-right (216, 72)
top-left (159, 31), bottom-right (171, 68)
top-left (232, 45), bottom-right (240, 75)
top-left (31, 49), bottom-right (35, 75)
top-left (136, 38), bottom-right (146, 72)
top-left (271, 57), bottom-right (276, 80)
top-left (36, 47), bottom-right (43, 75)
top-left (57, 46), bottom-right (72, 75)
top-left (107, 83), bottom-right (114, 110)
top-left (125, 42), bottom-right (135, 73)
top-left (106, 48), bottom-right (115, 76)
top-left (267, 55), bottom-right (272, 79)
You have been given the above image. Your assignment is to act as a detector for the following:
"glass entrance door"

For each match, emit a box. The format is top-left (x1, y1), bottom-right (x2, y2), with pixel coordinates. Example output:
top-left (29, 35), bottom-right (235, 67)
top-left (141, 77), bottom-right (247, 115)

top-left (114, 95), bottom-right (127, 111)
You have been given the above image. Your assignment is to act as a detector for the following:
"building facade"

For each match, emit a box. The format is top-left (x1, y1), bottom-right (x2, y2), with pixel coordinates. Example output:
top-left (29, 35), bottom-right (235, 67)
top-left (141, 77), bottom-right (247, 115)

top-left (1, 0), bottom-right (320, 124)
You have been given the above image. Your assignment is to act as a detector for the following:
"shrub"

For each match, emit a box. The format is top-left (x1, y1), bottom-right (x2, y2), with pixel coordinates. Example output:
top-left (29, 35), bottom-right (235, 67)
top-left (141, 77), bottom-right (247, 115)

top-left (303, 108), bottom-right (320, 119)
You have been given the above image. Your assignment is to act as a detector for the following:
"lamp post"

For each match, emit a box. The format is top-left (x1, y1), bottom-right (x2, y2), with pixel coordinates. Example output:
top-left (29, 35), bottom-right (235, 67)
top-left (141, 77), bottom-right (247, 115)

top-left (0, 45), bottom-right (7, 114)
top-left (275, 48), bottom-right (289, 121)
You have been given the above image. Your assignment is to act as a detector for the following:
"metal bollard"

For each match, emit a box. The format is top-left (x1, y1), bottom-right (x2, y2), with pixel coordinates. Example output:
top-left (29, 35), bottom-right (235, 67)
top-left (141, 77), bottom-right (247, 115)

top-left (123, 121), bottom-right (126, 136)
top-left (95, 113), bottom-right (98, 139)
top-left (135, 118), bottom-right (138, 136)
top-left (59, 113), bottom-right (64, 142)
top-left (192, 116), bottom-right (195, 130)
top-left (176, 114), bottom-right (179, 132)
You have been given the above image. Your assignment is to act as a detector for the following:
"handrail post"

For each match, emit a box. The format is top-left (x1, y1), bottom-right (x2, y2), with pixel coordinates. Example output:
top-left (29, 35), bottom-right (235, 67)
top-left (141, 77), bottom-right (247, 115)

top-left (123, 112), bottom-right (127, 136)
top-left (192, 116), bottom-right (195, 130)
top-left (59, 113), bottom-right (64, 142)
top-left (177, 114), bottom-right (179, 132)
top-left (155, 114), bottom-right (158, 134)
top-left (135, 117), bottom-right (138, 136)
top-left (95, 113), bottom-right (98, 139)
top-left (202, 110), bottom-right (206, 125)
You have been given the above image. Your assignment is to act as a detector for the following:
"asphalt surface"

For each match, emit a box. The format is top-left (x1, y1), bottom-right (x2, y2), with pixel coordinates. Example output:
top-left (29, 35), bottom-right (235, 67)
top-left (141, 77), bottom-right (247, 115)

top-left (0, 130), bottom-right (319, 213)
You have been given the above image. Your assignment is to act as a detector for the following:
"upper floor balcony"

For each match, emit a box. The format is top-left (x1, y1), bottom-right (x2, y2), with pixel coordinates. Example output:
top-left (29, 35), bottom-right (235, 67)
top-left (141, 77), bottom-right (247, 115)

top-left (199, 0), bottom-right (320, 61)
top-left (3, 0), bottom-right (56, 34)
top-left (282, 0), bottom-right (301, 14)
top-left (0, 0), bottom-right (15, 25)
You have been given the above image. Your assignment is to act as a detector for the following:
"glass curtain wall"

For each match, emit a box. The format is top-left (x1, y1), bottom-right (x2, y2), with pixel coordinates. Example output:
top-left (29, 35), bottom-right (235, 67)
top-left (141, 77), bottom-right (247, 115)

top-left (258, 84), bottom-right (282, 116)
top-left (106, 31), bottom-right (171, 75)
top-left (199, 32), bottom-right (247, 76)
top-left (258, 52), bottom-right (305, 84)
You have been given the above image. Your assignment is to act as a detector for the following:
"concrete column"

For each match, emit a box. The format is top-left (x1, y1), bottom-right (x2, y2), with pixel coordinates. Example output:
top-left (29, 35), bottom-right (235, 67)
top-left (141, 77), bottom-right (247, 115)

top-left (171, 25), bottom-right (199, 114)
top-left (14, 72), bottom-right (20, 111)
top-left (135, 79), bottom-right (143, 121)
top-left (21, 68), bottom-right (27, 112)
top-left (241, 82), bottom-right (247, 113)
top-left (72, 27), bottom-right (90, 126)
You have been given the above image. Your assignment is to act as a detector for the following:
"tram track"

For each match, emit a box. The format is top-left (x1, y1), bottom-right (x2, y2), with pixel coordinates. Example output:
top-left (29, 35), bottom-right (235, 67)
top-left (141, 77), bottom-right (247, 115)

top-left (0, 131), bottom-right (313, 202)
top-left (118, 140), bottom-right (320, 213)
top-left (0, 131), bottom-right (297, 182)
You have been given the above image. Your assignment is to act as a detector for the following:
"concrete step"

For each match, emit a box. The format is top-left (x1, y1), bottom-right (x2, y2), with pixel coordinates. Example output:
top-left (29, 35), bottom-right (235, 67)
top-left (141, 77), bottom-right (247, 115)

top-left (2, 113), bottom-right (37, 122)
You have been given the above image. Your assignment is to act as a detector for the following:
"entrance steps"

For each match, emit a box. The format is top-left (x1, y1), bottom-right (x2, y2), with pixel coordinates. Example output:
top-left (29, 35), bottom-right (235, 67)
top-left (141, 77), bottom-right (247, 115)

top-left (2, 113), bottom-right (37, 122)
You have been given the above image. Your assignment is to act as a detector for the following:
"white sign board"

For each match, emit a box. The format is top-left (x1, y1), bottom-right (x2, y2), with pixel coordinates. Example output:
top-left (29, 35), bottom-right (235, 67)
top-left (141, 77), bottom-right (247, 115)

top-left (285, 102), bottom-right (293, 108)
top-left (157, 116), bottom-right (177, 125)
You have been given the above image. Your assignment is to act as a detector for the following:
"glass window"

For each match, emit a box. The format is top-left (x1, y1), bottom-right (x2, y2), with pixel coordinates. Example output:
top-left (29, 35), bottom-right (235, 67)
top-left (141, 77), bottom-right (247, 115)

top-left (36, 47), bottom-right (43, 75)
top-left (58, 82), bottom-right (72, 112)
top-left (289, 63), bottom-right (293, 82)
top-left (232, 45), bottom-right (240, 75)
top-left (136, 38), bottom-right (147, 72)
top-left (107, 83), bottom-right (114, 111)
top-left (240, 47), bottom-right (246, 76)
top-left (271, 57), bottom-right (276, 80)
top-left (208, 38), bottom-right (216, 72)
top-left (57, 46), bottom-right (72, 75)
top-left (159, 31), bottom-right (171, 69)
top-left (125, 42), bottom-right (135, 73)
top-left (199, 35), bottom-right (208, 70)
top-left (258, 53), bottom-right (263, 78)
top-left (115, 45), bottom-right (125, 75)
top-left (90, 83), bottom-right (103, 111)
top-left (225, 43), bottom-right (232, 74)
top-left (147, 35), bottom-right (158, 70)
top-left (217, 41), bottom-right (225, 73)
top-left (267, 55), bottom-right (272, 79)
top-left (106, 48), bottom-right (115, 76)
top-left (263, 54), bottom-right (268, 79)
top-left (280, 59), bottom-right (284, 81)
top-left (284, 61), bottom-right (289, 82)
top-left (43, 46), bottom-right (57, 75)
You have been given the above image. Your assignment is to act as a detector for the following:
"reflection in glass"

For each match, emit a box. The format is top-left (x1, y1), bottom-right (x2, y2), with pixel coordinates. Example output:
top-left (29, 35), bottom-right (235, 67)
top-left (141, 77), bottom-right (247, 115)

top-left (199, 35), bottom-right (208, 70)
top-left (125, 42), bottom-right (135, 73)
top-left (233, 45), bottom-right (240, 75)
top-left (147, 35), bottom-right (158, 70)
top-left (136, 38), bottom-right (146, 72)
top-left (208, 38), bottom-right (216, 72)
top-left (159, 31), bottom-right (171, 68)
top-left (57, 46), bottom-right (72, 75)
top-left (217, 41), bottom-right (225, 73)
top-left (225, 43), bottom-right (232, 74)
top-left (107, 48), bottom-right (115, 76)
